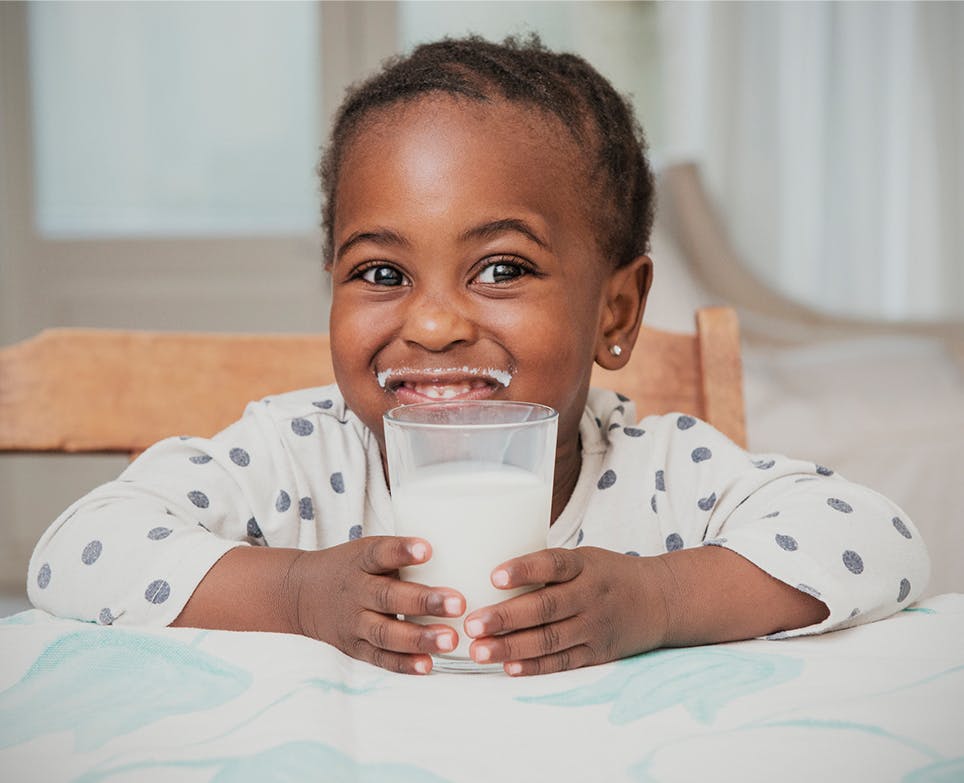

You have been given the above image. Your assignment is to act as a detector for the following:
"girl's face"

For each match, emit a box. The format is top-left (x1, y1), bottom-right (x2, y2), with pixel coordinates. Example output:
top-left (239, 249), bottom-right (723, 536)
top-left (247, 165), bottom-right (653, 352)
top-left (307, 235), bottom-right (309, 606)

top-left (328, 96), bottom-right (648, 467)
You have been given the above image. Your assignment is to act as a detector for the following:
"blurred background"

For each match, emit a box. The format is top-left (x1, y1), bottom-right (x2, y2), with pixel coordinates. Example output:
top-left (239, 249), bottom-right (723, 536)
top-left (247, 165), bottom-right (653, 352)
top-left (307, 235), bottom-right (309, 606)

top-left (1, 1), bottom-right (962, 613)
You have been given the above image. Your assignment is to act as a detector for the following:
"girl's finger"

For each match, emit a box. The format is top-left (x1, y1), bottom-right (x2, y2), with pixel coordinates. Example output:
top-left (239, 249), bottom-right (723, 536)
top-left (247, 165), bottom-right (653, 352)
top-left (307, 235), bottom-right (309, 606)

top-left (363, 574), bottom-right (464, 618)
top-left (357, 536), bottom-right (431, 574)
top-left (358, 613), bottom-right (459, 656)
top-left (464, 583), bottom-right (578, 638)
top-left (492, 547), bottom-right (583, 589)
top-left (349, 637), bottom-right (434, 675)
top-left (502, 644), bottom-right (598, 677)
top-left (469, 614), bottom-right (591, 664)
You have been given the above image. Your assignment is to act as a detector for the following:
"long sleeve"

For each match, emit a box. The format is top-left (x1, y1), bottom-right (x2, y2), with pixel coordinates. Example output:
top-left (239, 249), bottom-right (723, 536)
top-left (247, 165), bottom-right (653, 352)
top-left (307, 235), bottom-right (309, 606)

top-left (27, 386), bottom-right (386, 627)
top-left (557, 389), bottom-right (931, 636)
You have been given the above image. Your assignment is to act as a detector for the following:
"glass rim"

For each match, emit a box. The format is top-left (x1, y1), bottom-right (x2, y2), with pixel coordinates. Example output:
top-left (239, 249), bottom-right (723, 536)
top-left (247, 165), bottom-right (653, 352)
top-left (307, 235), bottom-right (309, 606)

top-left (384, 400), bottom-right (558, 430)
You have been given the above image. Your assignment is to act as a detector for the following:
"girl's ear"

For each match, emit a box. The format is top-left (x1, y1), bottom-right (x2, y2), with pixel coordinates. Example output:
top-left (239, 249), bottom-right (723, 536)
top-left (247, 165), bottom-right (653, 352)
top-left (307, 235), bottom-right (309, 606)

top-left (595, 255), bottom-right (653, 370)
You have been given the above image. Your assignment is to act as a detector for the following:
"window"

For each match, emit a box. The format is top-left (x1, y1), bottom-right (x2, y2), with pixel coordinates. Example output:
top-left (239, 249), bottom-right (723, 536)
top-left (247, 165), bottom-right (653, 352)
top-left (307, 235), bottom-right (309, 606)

top-left (29, 1), bottom-right (321, 238)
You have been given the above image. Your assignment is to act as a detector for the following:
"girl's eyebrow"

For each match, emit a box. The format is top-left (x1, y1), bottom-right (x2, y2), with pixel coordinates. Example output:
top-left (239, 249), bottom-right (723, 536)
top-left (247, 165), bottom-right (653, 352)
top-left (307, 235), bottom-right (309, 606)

top-left (335, 218), bottom-right (549, 262)
top-left (336, 228), bottom-right (411, 261)
top-left (459, 218), bottom-right (550, 250)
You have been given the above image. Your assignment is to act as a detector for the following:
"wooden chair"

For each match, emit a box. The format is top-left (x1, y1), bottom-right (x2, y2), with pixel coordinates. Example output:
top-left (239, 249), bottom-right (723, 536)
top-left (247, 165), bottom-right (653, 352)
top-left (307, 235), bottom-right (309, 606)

top-left (0, 307), bottom-right (745, 457)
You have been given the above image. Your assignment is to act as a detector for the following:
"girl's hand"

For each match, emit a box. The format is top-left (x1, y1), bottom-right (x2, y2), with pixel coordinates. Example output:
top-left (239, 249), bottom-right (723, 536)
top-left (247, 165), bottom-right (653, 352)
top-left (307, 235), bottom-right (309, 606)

top-left (463, 546), bottom-right (671, 676)
top-left (287, 536), bottom-right (465, 675)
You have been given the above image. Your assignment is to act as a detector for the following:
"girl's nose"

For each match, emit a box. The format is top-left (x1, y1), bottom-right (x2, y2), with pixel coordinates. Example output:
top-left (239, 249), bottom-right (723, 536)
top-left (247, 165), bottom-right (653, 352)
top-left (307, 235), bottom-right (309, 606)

top-left (400, 292), bottom-right (478, 352)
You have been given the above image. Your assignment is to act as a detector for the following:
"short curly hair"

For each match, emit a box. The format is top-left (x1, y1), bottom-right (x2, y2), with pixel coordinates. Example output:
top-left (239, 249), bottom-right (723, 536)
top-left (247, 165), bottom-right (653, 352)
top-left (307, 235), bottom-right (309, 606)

top-left (318, 34), bottom-right (655, 269)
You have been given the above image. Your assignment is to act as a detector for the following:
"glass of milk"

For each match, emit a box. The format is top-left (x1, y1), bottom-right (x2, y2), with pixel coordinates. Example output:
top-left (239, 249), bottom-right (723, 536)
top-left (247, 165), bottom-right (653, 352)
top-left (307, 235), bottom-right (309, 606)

top-left (384, 400), bottom-right (558, 673)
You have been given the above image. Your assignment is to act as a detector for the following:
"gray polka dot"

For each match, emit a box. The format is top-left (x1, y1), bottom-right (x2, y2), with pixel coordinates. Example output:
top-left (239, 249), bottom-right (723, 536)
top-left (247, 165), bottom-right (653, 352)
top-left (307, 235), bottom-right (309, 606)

top-left (698, 492), bottom-right (717, 511)
top-left (299, 497), bottom-right (314, 520)
top-left (691, 447), bottom-right (712, 463)
top-left (827, 498), bottom-right (853, 513)
top-left (816, 464), bottom-right (834, 476)
top-left (616, 392), bottom-right (631, 403)
top-left (614, 405), bottom-right (625, 415)
top-left (762, 511), bottom-right (781, 519)
top-left (247, 518), bottom-right (263, 538)
top-left (189, 455), bottom-right (213, 464)
top-left (623, 427), bottom-right (645, 438)
top-left (665, 533), bottom-right (684, 552)
top-left (594, 417), bottom-right (603, 429)
top-left (229, 448), bottom-right (250, 467)
top-left (597, 469), bottom-right (617, 490)
top-left (655, 470), bottom-right (665, 491)
top-left (82, 540), bottom-right (103, 565)
top-left (650, 494), bottom-right (657, 513)
top-left (148, 527), bottom-right (172, 540)
top-left (703, 537), bottom-right (728, 547)
top-left (145, 579), bottom-right (171, 604)
top-left (775, 534), bottom-right (798, 551)
top-left (37, 563), bottom-right (51, 589)
top-left (796, 583), bottom-right (822, 599)
top-left (897, 578), bottom-right (911, 603)
top-left (608, 422), bottom-right (621, 431)
top-left (842, 550), bottom-right (864, 574)
top-left (892, 516), bottom-right (912, 539)
top-left (349, 524), bottom-right (363, 541)
top-left (313, 399), bottom-right (334, 409)
top-left (98, 608), bottom-right (115, 625)
top-left (576, 529), bottom-right (584, 545)
top-left (625, 551), bottom-right (640, 557)
top-left (753, 458), bottom-right (775, 470)
top-left (330, 472), bottom-right (345, 494)
top-left (677, 415), bottom-right (696, 430)
top-left (276, 490), bottom-right (291, 512)
top-left (187, 490), bottom-right (209, 509)
top-left (291, 418), bottom-right (314, 436)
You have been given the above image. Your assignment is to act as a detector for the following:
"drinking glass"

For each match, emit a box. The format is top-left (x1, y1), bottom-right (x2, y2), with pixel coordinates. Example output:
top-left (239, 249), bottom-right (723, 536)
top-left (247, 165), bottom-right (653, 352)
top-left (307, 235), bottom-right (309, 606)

top-left (384, 400), bottom-right (558, 673)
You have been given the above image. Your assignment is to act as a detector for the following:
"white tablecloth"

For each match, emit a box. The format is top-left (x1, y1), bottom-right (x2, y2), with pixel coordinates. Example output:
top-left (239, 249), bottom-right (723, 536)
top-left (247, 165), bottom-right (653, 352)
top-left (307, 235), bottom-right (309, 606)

top-left (2, 594), bottom-right (962, 782)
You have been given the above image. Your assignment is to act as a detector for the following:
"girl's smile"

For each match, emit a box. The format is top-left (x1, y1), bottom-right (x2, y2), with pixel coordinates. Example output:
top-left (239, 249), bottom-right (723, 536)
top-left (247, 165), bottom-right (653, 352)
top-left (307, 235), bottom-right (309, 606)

top-left (377, 366), bottom-right (513, 404)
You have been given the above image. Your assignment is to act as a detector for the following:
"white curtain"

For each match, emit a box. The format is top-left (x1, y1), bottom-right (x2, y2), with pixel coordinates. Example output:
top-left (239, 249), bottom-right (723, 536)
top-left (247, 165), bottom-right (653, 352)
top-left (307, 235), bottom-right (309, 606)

top-left (658, 1), bottom-right (964, 322)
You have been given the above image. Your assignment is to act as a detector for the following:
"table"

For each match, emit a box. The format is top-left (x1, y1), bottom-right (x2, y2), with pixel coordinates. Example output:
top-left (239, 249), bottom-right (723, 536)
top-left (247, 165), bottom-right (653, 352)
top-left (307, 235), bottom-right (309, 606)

top-left (1, 594), bottom-right (962, 782)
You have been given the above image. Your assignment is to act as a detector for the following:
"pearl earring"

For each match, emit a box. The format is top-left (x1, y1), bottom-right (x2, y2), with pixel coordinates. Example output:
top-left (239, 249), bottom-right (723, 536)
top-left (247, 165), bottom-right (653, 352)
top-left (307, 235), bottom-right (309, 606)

top-left (609, 344), bottom-right (623, 357)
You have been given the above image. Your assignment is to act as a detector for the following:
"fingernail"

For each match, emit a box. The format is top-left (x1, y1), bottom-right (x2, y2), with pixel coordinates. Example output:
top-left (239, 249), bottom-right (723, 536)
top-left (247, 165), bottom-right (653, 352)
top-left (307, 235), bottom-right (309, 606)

top-left (474, 645), bottom-right (491, 662)
top-left (436, 632), bottom-right (455, 652)
top-left (492, 570), bottom-right (509, 587)
top-left (443, 596), bottom-right (462, 616)
top-left (414, 658), bottom-right (430, 674)
top-left (465, 618), bottom-right (484, 637)
top-left (410, 542), bottom-right (428, 561)
top-left (506, 662), bottom-right (523, 676)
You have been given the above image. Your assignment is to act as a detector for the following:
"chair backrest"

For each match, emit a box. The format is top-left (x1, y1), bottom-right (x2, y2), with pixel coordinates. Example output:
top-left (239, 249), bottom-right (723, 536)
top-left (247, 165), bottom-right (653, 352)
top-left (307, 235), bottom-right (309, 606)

top-left (0, 306), bottom-right (745, 457)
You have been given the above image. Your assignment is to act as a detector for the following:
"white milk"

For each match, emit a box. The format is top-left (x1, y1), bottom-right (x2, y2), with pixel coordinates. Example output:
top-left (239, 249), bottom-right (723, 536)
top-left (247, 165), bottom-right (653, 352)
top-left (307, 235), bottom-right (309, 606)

top-left (393, 460), bottom-right (551, 658)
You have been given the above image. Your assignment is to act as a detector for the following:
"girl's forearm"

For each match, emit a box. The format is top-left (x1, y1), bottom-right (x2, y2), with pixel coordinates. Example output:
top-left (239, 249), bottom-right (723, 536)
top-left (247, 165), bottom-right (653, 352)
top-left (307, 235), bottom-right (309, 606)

top-left (170, 546), bottom-right (305, 634)
top-left (651, 545), bottom-right (830, 647)
top-left (170, 542), bottom-right (828, 657)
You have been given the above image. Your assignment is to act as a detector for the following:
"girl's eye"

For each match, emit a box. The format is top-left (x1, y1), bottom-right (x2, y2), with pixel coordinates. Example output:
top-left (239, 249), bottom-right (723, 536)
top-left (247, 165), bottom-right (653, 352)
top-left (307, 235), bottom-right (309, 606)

top-left (476, 260), bottom-right (527, 284)
top-left (359, 265), bottom-right (406, 286)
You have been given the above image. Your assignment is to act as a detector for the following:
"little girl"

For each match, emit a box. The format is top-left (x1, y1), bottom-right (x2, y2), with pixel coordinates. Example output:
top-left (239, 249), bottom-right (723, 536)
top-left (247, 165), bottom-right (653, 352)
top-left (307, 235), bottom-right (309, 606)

top-left (28, 36), bottom-right (929, 676)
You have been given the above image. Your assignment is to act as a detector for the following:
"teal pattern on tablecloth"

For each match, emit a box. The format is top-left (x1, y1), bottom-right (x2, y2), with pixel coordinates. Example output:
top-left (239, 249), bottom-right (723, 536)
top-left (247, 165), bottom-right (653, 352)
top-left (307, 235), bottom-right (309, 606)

top-left (520, 647), bottom-right (803, 724)
top-left (0, 628), bottom-right (250, 750)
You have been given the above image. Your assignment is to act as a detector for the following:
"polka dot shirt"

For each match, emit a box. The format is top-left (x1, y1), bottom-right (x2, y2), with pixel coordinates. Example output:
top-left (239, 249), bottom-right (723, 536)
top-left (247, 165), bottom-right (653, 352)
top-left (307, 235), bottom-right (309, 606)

top-left (27, 386), bottom-right (930, 636)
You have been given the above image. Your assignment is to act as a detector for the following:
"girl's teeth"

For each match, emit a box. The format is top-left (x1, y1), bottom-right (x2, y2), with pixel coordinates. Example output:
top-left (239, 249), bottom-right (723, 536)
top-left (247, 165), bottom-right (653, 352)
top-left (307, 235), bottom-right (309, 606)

top-left (414, 382), bottom-right (473, 399)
